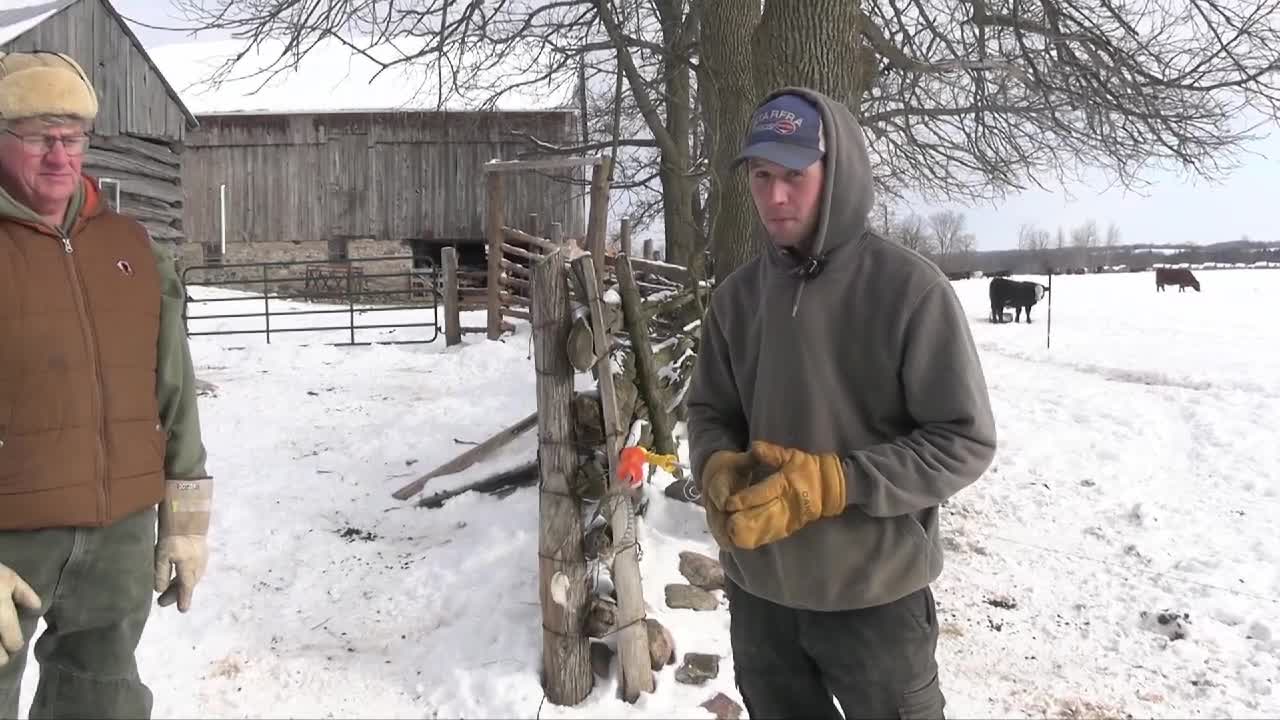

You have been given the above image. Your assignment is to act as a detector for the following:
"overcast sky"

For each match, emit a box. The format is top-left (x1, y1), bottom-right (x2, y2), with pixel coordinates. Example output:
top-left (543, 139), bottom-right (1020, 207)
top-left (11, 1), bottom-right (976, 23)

top-left (114, 1), bottom-right (1279, 252)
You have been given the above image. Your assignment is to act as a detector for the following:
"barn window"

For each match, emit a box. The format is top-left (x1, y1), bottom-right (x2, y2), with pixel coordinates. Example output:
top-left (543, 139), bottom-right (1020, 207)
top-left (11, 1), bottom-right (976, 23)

top-left (98, 178), bottom-right (121, 210)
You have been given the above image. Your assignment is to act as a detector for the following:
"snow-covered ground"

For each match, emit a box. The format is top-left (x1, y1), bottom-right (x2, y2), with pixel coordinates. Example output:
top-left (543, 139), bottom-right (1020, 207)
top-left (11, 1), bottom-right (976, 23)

top-left (17, 268), bottom-right (1280, 718)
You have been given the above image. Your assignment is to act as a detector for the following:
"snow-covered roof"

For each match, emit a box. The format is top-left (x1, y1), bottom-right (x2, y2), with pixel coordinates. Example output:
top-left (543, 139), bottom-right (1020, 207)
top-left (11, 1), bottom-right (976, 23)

top-left (0, 0), bottom-right (75, 46)
top-left (147, 36), bottom-right (579, 116)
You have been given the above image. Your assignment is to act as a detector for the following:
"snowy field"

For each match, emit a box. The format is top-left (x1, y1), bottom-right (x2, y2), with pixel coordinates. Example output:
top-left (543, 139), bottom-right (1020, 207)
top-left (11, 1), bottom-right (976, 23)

top-left (18, 268), bottom-right (1280, 719)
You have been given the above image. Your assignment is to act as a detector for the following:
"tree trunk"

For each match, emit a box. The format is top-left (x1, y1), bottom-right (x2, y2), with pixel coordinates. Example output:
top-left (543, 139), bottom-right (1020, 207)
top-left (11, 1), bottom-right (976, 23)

top-left (658, 0), bottom-right (697, 274)
top-left (700, 0), bottom-right (763, 283)
top-left (752, 1), bottom-right (875, 112)
top-left (703, 0), bottom-right (878, 282)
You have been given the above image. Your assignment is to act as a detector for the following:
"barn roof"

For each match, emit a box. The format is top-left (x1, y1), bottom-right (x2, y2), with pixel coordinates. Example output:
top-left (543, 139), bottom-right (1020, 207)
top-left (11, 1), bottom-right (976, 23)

top-left (147, 36), bottom-right (579, 116)
top-left (0, 0), bottom-right (199, 128)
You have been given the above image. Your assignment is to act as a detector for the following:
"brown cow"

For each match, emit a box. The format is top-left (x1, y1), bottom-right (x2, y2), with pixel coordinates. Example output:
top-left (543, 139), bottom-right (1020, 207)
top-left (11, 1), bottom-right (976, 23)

top-left (1156, 267), bottom-right (1201, 292)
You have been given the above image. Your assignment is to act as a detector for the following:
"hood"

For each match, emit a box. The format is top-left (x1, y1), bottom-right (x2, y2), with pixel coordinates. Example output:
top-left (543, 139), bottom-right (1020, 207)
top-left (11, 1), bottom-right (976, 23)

top-left (0, 173), bottom-right (102, 236)
top-left (752, 87), bottom-right (875, 314)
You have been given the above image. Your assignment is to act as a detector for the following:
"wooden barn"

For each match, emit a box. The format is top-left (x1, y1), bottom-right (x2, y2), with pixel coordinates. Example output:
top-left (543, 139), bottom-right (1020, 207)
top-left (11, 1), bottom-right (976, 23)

top-left (179, 108), bottom-right (587, 270)
top-left (147, 36), bottom-right (587, 273)
top-left (0, 0), bottom-right (198, 244)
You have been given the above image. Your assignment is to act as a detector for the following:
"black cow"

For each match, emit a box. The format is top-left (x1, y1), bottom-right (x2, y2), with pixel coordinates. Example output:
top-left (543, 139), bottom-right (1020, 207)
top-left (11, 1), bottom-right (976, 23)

top-left (1156, 267), bottom-right (1200, 292)
top-left (989, 277), bottom-right (1049, 323)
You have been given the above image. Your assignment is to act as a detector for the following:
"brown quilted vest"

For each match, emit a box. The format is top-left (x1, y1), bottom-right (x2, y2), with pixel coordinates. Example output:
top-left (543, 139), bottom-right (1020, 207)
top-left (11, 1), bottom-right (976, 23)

top-left (0, 179), bottom-right (166, 531)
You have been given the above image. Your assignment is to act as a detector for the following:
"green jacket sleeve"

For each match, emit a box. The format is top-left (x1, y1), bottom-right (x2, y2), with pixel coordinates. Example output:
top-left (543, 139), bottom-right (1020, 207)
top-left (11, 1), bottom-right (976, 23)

top-left (150, 240), bottom-right (210, 480)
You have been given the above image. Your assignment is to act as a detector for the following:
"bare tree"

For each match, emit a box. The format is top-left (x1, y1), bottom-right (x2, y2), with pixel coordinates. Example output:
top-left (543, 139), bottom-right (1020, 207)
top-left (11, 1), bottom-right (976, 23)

top-left (1070, 219), bottom-right (1098, 268)
top-left (896, 213), bottom-right (933, 255)
top-left (1102, 222), bottom-right (1122, 266)
top-left (1018, 224), bottom-right (1051, 253)
top-left (699, 0), bottom-right (1280, 279)
top-left (870, 199), bottom-right (934, 255)
top-left (154, 0), bottom-right (1280, 284)
top-left (928, 209), bottom-right (968, 256)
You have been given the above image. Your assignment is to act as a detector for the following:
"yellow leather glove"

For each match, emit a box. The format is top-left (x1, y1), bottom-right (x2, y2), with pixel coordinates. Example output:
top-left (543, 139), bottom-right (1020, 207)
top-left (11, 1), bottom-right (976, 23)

top-left (723, 440), bottom-right (847, 549)
top-left (1, 561), bottom-right (41, 667)
top-left (154, 478), bottom-right (212, 613)
top-left (699, 449), bottom-right (755, 548)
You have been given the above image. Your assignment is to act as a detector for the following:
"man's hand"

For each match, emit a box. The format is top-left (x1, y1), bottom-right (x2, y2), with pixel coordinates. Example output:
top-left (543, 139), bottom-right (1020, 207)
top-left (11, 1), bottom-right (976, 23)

top-left (154, 478), bottom-right (212, 613)
top-left (723, 440), bottom-right (847, 549)
top-left (1, 561), bottom-right (41, 667)
top-left (154, 535), bottom-right (208, 612)
top-left (700, 449), bottom-right (756, 548)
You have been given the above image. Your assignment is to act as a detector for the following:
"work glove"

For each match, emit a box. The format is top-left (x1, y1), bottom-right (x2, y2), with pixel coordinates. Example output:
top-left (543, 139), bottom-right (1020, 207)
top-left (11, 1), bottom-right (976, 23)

top-left (722, 441), bottom-right (847, 550)
top-left (154, 478), bottom-right (212, 613)
top-left (699, 449), bottom-right (756, 548)
top-left (1, 561), bottom-right (41, 667)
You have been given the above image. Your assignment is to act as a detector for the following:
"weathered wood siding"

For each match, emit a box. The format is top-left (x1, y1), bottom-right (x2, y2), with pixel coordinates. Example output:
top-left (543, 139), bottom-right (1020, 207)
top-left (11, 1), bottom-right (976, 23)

top-left (1, 0), bottom-right (196, 243)
top-left (183, 110), bottom-right (587, 251)
top-left (0, 0), bottom-right (191, 141)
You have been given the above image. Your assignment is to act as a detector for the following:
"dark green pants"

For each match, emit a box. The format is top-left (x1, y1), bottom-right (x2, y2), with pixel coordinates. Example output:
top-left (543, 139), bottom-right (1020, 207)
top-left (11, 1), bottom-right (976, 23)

top-left (0, 507), bottom-right (156, 720)
top-left (727, 579), bottom-right (946, 720)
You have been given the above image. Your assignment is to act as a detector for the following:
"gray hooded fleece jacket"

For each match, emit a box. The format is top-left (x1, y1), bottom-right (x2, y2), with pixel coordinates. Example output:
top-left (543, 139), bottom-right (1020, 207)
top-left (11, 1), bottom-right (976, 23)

top-left (687, 87), bottom-right (997, 612)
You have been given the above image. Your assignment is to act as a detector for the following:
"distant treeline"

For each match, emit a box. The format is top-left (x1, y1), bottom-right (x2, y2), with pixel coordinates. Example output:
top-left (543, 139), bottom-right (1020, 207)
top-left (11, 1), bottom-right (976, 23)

top-left (930, 241), bottom-right (1280, 276)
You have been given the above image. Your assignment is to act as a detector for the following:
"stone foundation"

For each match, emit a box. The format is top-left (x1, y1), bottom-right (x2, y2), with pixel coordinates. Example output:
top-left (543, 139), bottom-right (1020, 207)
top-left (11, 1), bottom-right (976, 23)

top-left (175, 238), bottom-right (428, 305)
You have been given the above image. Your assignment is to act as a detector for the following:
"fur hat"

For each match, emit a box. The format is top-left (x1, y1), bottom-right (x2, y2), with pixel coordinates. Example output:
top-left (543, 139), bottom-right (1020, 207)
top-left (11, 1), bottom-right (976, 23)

top-left (0, 51), bottom-right (98, 121)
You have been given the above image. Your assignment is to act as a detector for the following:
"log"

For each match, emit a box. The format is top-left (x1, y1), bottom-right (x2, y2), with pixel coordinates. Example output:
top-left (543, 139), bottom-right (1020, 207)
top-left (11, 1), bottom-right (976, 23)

top-left (142, 222), bottom-right (182, 242)
top-left (91, 133), bottom-right (181, 167)
top-left (642, 287), bottom-right (700, 321)
top-left (415, 458), bottom-right (527, 505)
top-left (415, 459), bottom-right (537, 508)
top-left (486, 171), bottom-right (505, 340)
top-left (572, 254), bottom-right (652, 701)
top-left (84, 146), bottom-right (180, 183)
top-left (616, 255), bottom-right (677, 460)
top-left (504, 307), bottom-right (532, 321)
top-left (504, 226), bottom-right (558, 254)
top-left (113, 198), bottom-right (182, 227)
top-left (500, 242), bottom-right (537, 262)
top-left (605, 255), bottom-right (690, 285)
top-left (442, 246), bottom-right (461, 346)
top-left (532, 248), bottom-right (593, 705)
top-left (500, 291), bottom-right (531, 308)
top-left (390, 411), bottom-right (538, 500)
top-left (501, 275), bottom-right (532, 293)
top-left (501, 259), bottom-right (532, 278)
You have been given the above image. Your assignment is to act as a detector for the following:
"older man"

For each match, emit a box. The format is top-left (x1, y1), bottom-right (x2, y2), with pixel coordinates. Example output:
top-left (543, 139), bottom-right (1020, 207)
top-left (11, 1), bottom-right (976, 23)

top-left (0, 51), bottom-right (211, 719)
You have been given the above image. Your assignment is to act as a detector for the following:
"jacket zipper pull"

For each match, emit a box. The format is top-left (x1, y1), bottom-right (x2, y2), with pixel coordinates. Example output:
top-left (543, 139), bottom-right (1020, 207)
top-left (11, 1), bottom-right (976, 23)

top-left (61, 236), bottom-right (73, 254)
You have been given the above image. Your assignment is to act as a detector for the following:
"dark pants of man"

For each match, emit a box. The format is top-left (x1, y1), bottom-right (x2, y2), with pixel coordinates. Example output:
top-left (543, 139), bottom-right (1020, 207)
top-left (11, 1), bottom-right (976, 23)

top-left (727, 579), bottom-right (946, 720)
top-left (0, 507), bottom-right (157, 720)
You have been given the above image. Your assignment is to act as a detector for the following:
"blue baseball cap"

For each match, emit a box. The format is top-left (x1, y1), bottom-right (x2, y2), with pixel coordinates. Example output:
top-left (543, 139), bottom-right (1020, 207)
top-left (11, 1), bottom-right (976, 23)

top-left (733, 93), bottom-right (826, 171)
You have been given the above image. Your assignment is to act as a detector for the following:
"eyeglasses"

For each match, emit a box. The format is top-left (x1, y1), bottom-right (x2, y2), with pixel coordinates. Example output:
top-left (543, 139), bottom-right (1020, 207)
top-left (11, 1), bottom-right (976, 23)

top-left (2, 130), bottom-right (90, 156)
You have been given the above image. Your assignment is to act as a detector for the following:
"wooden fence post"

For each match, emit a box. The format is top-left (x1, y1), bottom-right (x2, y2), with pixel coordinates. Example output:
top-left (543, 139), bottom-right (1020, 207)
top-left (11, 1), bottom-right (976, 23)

top-left (619, 217), bottom-right (633, 257)
top-left (441, 246), bottom-right (461, 346)
top-left (533, 248), bottom-right (592, 705)
top-left (642, 238), bottom-right (654, 261)
top-left (585, 158), bottom-right (612, 295)
top-left (571, 254), bottom-right (654, 702)
top-left (486, 171), bottom-right (505, 340)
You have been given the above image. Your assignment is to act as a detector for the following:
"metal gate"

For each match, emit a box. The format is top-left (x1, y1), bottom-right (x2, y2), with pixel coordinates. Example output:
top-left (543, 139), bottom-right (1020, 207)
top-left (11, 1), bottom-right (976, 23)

top-left (181, 255), bottom-right (440, 345)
